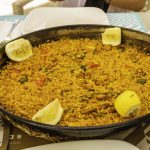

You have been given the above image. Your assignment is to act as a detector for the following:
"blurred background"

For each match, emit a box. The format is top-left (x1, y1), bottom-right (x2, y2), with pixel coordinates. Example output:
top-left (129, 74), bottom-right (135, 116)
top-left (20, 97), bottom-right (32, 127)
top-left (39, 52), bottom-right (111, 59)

top-left (0, 0), bottom-right (150, 15)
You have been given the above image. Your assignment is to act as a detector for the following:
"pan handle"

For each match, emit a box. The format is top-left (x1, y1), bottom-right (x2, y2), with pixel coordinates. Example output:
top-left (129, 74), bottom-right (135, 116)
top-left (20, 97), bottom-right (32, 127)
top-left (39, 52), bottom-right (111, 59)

top-left (0, 121), bottom-right (10, 150)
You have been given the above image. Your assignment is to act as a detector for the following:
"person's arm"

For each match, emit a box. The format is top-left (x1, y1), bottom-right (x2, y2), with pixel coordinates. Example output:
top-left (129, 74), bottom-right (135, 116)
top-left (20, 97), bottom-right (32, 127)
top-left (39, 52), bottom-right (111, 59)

top-left (110, 0), bottom-right (146, 11)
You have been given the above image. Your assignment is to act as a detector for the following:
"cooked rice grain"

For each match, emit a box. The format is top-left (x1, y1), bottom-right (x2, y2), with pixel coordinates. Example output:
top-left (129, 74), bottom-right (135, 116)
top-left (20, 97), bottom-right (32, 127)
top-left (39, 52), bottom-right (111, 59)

top-left (0, 38), bottom-right (150, 126)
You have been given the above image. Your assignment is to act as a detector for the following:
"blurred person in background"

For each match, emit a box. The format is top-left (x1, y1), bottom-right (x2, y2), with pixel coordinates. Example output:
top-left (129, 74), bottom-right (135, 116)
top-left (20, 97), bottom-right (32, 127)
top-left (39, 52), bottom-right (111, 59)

top-left (50, 0), bottom-right (147, 12)
top-left (12, 0), bottom-right (148, 15)
top-left (106, 0), bottom-right (147, 12)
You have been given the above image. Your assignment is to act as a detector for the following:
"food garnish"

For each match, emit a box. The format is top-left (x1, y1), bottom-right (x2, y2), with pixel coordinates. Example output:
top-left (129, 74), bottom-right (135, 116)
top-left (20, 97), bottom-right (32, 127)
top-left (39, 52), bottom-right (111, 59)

top-left (114, 90), bottom-right (141, 117)
top-left (32, 99), bottom-right (64, 125)
top-left (102, 27), bottom-right (121, 46)
top-left (5, 38), bottom-right (32, 62)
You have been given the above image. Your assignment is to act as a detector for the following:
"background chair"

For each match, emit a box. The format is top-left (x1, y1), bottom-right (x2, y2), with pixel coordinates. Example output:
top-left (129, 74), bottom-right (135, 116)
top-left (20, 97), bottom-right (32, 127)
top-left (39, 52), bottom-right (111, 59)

top-left (12, 0), bottom-right (63, 15)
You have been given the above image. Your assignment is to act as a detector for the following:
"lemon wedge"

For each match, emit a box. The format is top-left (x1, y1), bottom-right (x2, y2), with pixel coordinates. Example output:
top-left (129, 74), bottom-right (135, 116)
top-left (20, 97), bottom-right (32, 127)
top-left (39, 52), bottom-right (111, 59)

top-left (114, 90), bottom-right (141, 117)
top-left (102, 27), bottom-right (121, 46)
top-left (32, 99), bottom-right (64, 125)
top-left (5, 38), bottom-right (32, 62)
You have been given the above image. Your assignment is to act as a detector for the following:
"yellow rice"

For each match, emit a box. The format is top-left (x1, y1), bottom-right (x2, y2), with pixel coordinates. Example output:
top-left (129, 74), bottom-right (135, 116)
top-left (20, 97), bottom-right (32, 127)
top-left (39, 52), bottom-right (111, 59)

top-left (0, 38), bottom-right (150, 126)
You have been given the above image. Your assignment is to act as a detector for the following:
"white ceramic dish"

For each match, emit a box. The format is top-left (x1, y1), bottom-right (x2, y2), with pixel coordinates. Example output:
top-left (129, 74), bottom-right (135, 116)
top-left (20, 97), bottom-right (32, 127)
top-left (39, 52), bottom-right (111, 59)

top-left (24, 140), bottom-right (140, 150)
top-left (22, 7), bottom-right (110, 34)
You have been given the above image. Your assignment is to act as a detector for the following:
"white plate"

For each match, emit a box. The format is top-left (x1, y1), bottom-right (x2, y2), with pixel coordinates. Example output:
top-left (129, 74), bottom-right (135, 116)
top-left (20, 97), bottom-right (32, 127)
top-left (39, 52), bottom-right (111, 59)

top-left (22, 7), bottom-right (109, 34)
top-left (24, 140), bottom-right (140, 150)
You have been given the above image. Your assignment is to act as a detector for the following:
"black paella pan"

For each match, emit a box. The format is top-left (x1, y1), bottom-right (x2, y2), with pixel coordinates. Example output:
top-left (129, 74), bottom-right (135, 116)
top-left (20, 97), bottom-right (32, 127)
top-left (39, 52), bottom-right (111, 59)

top-left (0, 25), bottom-right (150, 140)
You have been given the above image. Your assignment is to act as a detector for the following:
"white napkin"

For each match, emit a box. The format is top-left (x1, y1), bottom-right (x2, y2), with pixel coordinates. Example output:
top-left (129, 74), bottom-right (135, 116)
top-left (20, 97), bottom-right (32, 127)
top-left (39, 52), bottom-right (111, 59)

top-left (0, 21), bottom-right (23, 41)
top-left (0, 21), bottom-right (12, 41)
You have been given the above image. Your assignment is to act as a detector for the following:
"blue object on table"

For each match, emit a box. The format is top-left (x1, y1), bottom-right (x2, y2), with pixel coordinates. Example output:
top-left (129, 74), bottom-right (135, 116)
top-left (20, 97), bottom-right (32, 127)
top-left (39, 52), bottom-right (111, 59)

top-left (0, 15), bottom-right (25, 21)
top-left (107, 13), bottom-right (147, 32)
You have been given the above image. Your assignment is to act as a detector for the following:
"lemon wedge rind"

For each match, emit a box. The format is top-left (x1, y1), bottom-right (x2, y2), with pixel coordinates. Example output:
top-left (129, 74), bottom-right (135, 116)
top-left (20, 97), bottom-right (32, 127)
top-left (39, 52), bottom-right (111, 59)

top-left (5, 38), bottom-right (32, 62)
top-left (32, 99), bottom-right (64, 125)
top-left (114, 90), bottom-right (141, 117)
top-left (102, 27), bottom-right (121, 46)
